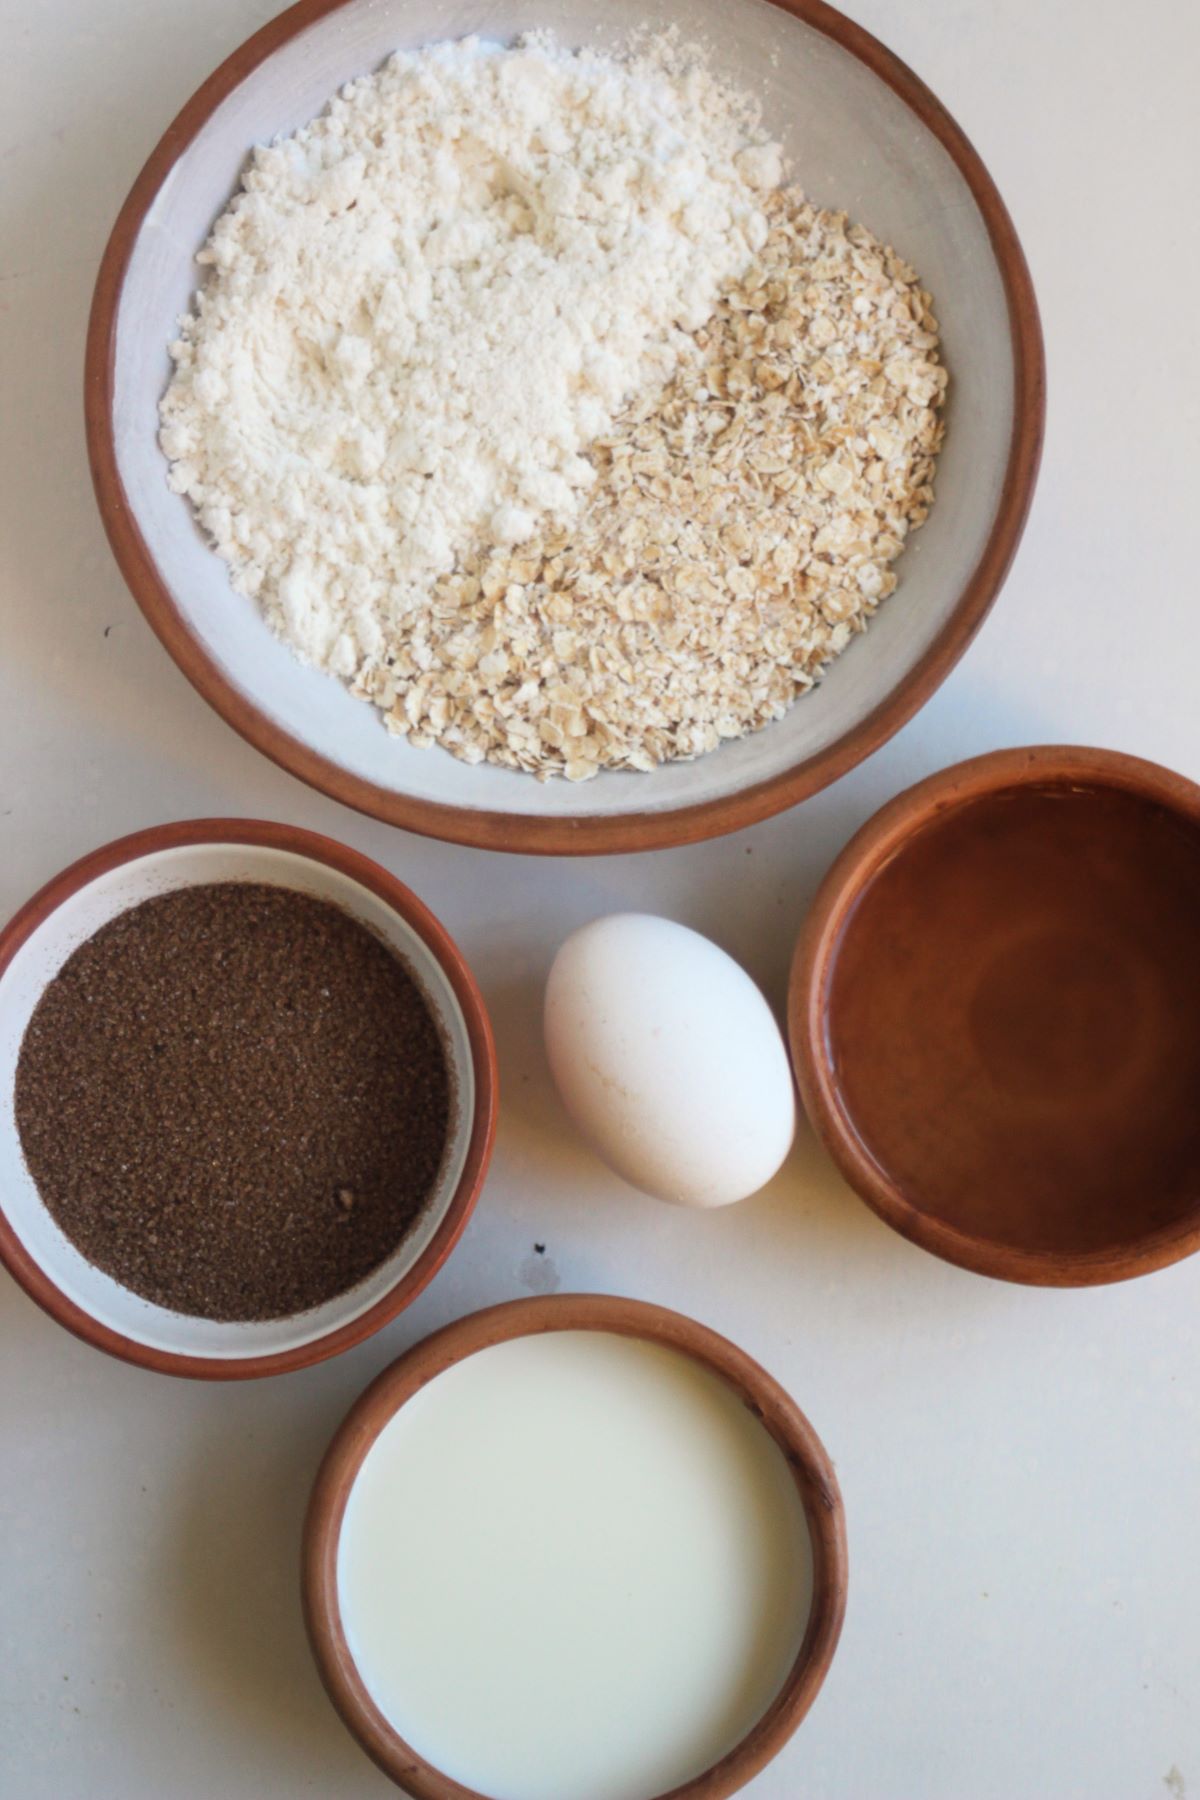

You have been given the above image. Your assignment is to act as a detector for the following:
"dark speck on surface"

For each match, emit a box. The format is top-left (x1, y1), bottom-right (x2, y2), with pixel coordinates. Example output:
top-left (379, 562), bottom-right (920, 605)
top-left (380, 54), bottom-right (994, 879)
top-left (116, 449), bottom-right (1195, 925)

top-left (534, 1243), bottom-right (545, 1254)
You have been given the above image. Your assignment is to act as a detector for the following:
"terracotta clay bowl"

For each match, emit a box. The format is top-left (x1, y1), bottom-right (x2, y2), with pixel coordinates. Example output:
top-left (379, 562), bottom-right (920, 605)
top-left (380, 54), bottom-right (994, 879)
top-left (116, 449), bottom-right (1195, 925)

top-left (790, 747), bottom-right (1200, 1286)
top-left (0, 820), bottom-right (496, 1378)
top-left (303, 1294), bottom-right (847, 1800)
top-left (86, 0), bottom-right (1043, 855)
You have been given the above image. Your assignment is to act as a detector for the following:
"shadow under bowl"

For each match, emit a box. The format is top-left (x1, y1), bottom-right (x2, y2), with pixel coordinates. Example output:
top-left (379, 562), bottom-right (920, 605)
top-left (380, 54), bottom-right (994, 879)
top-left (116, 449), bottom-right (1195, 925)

top-left (789, 747), bottom-right (1200, 1286)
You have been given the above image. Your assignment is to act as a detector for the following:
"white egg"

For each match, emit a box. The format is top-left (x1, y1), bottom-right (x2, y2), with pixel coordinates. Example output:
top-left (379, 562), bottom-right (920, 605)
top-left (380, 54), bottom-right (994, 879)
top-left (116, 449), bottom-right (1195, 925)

top-left (544, 913), bottom-right (796, 1208)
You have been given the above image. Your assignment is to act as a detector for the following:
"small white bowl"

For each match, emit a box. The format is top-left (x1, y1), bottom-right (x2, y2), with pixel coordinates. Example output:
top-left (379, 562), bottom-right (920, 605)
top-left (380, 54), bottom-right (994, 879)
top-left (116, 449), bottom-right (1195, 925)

top-left (0, 821), bottom-right (496, 1379)
top-left (86, 0), bottom-right (1043, 854)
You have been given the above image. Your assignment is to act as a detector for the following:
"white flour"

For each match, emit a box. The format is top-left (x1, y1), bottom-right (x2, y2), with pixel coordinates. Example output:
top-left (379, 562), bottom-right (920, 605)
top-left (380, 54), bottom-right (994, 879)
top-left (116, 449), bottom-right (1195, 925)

top-left (160, 34), bottom-right (781, 680)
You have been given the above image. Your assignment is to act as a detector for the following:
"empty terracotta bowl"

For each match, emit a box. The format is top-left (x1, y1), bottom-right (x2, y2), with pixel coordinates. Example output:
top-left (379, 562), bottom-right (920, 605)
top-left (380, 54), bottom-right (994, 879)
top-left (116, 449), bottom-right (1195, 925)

top-left (789, 747), bottom-right (1200, 1285)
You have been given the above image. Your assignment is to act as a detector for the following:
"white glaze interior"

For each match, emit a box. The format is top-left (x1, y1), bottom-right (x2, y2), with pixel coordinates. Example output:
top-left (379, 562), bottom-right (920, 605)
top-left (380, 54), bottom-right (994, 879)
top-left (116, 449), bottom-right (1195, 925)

top-left (0, 844), bottom-right (475, 1360)
top-left (112, 0), bottom-right (1014, 826)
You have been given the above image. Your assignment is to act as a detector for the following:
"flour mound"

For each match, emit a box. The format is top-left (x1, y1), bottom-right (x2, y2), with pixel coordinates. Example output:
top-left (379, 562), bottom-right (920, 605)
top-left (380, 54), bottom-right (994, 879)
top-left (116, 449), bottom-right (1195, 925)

top-left (159, 34), bottom-right (782, 681)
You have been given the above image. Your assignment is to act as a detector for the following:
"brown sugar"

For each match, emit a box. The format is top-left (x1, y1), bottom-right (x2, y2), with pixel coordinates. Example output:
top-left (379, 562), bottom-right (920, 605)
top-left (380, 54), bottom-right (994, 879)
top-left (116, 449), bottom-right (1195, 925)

top-left (14, 883), bottom-right (451, 1321)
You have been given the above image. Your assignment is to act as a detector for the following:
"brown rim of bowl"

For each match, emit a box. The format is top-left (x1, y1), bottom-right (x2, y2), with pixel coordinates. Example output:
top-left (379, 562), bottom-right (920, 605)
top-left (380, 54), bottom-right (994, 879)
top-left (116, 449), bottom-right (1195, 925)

top-left (0, 818), bottom-right (498, 1379)
top-left (84, 0), bottom-right (1045, 857)
top-left (302, 1293), bottom-right (847, 1800)
top-left (788, 744), bottom-right (1200, 1288)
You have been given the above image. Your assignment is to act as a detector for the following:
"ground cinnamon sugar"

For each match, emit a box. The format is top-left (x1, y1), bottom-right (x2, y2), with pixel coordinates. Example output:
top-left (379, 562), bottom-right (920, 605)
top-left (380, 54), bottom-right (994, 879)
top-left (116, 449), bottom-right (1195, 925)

top-left (14, 883), bottom-right (451, 1321)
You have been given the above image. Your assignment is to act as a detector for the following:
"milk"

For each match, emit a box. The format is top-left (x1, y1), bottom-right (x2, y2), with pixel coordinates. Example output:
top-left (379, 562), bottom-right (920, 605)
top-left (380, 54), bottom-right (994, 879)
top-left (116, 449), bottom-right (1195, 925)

top-left (337, 1330), bottom-right (813, 1800)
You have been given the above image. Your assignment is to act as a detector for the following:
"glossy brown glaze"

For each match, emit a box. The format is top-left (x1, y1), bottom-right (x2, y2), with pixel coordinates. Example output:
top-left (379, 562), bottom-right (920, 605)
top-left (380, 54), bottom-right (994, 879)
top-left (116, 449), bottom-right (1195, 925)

top-left (84, 0), bottom-right (1044, 855)
top-left (0, 820), bottom-right (498, 1378)
top-left (791, 747), bottom-right (1200, 1285)
top-left (303, 1295), bottom-right (847, 1800)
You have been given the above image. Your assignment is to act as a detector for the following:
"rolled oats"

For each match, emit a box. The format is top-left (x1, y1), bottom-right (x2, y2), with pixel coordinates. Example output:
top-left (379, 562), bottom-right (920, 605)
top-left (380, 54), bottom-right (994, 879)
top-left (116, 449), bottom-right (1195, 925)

top-left (354, 189), bottom-right (947, 780)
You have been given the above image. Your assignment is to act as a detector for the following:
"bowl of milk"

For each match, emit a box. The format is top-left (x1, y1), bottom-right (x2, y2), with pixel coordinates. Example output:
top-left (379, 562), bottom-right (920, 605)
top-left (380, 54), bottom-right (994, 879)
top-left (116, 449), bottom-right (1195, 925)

top-left (302, 1293), bottom-right (846, 1799)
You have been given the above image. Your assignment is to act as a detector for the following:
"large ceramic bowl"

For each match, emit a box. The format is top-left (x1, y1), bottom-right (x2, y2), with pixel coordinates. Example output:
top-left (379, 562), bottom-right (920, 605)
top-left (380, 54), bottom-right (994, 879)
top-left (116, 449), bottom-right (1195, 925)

top-left (86, 0), bottom-right (1043, 854)
top-left (0, 821), bottom-right (496, 1377)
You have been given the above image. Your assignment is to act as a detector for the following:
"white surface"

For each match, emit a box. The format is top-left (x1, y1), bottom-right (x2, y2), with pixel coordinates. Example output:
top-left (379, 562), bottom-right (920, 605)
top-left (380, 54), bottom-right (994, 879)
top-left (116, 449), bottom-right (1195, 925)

top-left (544, 913), bottom-right (796, 1205)
top-left (337, 1331), bottom-right (811, 1799)
top-left (0, 0), bottom-right (1198, 1796)
top-left (111, 0), bottom-right (1012, 826)
top-left (0, 842), bottom-right (475, 1361)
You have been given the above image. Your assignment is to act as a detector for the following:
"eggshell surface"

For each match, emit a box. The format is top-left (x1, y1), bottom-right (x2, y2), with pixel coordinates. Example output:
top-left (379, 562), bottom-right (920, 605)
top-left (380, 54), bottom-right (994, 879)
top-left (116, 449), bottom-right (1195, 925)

top-left (544, 913), bottom-right (796, 1207)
